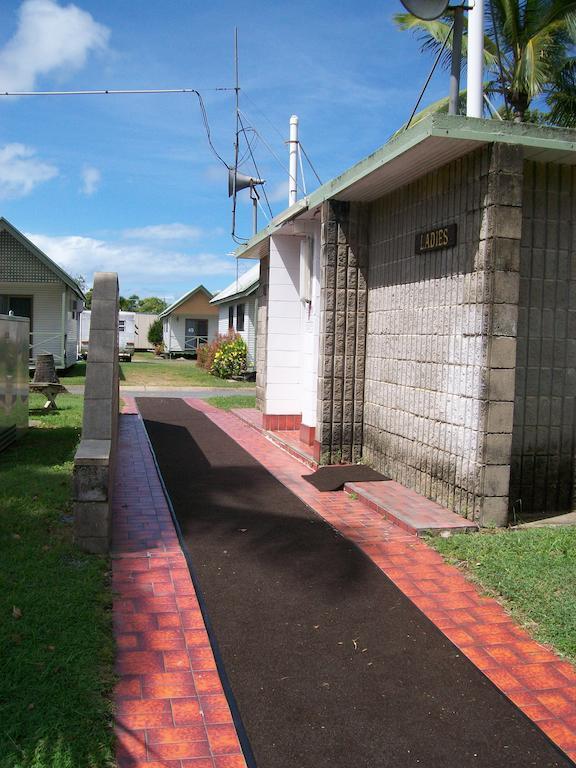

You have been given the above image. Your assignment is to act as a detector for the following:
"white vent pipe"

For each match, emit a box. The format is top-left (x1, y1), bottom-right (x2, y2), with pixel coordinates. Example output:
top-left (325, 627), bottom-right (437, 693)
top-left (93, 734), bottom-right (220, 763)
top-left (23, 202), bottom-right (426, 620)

top-left (466, 0), bottom-right (484, 117)
top-left (289, 115), bottom-right (298, 206)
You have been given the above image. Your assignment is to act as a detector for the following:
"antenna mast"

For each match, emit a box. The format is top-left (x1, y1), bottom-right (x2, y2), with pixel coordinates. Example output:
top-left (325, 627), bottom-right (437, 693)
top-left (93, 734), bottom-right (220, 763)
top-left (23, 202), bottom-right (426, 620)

top-left (231, 28), bottom-right (240, 240)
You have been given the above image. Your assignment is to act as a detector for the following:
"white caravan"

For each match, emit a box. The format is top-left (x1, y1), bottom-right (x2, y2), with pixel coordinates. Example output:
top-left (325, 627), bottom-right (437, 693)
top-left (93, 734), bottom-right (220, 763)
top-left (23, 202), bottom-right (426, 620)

top-left (80, 310), bottom-right (136, 361)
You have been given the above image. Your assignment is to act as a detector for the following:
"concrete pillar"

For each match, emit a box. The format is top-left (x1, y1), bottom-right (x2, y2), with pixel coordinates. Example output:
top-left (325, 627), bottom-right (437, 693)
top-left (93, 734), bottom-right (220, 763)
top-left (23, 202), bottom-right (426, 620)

top-left (476, 143), bottom-right (524, 524)
top-left (73, 272), bottom-right (120, 553)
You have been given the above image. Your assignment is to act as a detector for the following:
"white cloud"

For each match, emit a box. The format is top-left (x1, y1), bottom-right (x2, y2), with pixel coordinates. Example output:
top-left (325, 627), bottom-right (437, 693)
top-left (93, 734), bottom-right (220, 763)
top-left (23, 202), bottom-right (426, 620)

top-left (0, 143), bottom-right (58, 199)
top-left (0, 0), bottom-right (109, 92)
top-left (122, 223), bottom-right (204, 241)
top-left (81, 165), bottom-right (100, 196)
top-left (26, 231), bottom-right (236, 295)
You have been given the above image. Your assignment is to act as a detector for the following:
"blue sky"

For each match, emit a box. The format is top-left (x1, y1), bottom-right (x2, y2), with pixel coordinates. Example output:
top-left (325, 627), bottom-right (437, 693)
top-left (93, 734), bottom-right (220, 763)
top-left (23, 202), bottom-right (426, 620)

top-left (0, 0), bottom-right (450, 303)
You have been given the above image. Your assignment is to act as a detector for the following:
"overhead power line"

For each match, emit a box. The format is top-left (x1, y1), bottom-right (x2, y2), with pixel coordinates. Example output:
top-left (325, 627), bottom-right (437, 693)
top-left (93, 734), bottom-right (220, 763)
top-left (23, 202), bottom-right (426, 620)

top-left (1, 86), bottom-right (233, 170)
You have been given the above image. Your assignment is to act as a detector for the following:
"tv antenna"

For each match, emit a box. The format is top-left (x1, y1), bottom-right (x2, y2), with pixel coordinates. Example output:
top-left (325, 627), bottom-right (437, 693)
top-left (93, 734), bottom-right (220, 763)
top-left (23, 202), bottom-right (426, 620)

top-left (230, 29), bottom-right (266, 242)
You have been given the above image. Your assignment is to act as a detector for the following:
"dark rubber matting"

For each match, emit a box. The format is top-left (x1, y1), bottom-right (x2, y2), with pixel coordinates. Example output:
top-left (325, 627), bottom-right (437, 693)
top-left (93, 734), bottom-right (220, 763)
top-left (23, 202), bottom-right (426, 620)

top-left (138, 398), bottom-right (572, 768)
top-left (303, 464), bottom-right (389, 491)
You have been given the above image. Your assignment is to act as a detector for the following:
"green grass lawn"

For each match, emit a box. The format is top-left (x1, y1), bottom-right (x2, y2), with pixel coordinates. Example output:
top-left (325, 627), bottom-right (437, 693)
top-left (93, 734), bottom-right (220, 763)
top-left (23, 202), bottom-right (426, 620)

top-left (204, 394), bottom-right (256, 411)
top-left (430, 527), bottom-right (576, 663)
top-left (61, 353), bottom-right (253, 388)
top-left (0, 394), bottom-right (114, 768)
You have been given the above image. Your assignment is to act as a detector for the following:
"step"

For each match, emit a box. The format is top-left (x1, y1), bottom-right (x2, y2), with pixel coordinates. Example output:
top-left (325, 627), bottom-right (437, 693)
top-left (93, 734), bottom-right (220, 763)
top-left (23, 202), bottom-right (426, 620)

top-left (231, 408), bottom-right (318, 470)
top-left (345, 480), bottom-right (478, 537)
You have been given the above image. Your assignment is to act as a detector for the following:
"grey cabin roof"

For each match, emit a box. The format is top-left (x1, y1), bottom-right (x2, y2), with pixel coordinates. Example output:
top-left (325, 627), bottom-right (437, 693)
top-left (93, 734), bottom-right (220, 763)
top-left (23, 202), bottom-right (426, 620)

top-left (0, 217), bottom-right (85, 299)
top-left (210, 263), bottom-right (259, 305)
top-left (160, 284), bottom-right (213, 318)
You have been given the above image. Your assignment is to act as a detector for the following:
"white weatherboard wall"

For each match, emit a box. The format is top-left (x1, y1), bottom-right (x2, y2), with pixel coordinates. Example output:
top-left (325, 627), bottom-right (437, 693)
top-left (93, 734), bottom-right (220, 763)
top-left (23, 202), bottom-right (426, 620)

top-left (217, 296), bottom-right (257, 365)
top-left (0, 282), bottom-right (63, 365)
top-left (265, 235), bottom-right (301, 414)
top-left (163, 316), bottom-right (218, 353)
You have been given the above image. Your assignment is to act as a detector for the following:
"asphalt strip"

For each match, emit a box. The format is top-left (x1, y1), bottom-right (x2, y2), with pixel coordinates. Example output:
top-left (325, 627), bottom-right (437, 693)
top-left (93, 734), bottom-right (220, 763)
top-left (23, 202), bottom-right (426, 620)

top-left (138, 397), bottom-right (573, 768)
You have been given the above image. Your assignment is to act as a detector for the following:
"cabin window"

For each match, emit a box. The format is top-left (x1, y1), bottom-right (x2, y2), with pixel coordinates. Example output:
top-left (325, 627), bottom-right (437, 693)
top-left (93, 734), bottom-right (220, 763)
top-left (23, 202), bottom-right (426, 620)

top-left (228, 305), bottom-right (234, 330)
top-left (236, 303), bottom-right (245, 332)
top-left (118, 319), bottom-right (126, 332)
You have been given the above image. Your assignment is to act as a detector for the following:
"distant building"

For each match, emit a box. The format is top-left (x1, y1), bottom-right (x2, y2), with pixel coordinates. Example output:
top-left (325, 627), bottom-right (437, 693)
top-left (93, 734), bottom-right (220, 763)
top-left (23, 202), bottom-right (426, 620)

top-left (160, 285), bottom-right (218, 358)
top-left (210, 262), bottom-right (259, 368)
top-left (0, 218), bottom-right (84, 369)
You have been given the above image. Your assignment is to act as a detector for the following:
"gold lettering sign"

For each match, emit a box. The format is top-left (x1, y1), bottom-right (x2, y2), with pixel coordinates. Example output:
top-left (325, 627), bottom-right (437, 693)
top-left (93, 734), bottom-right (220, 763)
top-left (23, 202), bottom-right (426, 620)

top-left (415, 223), bottom-right (457, 254)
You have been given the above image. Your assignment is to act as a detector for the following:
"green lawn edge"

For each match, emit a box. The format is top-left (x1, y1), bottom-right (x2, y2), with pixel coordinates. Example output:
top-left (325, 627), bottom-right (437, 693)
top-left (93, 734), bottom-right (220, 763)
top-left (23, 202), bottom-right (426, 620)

top-left (0, 394), bottom-right (115, 768)
top-left (429, 527), bottom-right (576, 664)
top-left (203, 394), bottom-right (256, 411)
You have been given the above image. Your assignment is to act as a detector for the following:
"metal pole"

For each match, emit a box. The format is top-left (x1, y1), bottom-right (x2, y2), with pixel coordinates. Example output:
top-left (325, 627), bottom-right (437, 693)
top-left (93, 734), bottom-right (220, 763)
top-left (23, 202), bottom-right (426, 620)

top-left (449, 6), bottom-right (464, 116)
top-left (466, 0), bottom-right (484, 117)
top-left (289, 115), bottom-right (298, 206)
top-left (251, 188), bottom-right (258, 236)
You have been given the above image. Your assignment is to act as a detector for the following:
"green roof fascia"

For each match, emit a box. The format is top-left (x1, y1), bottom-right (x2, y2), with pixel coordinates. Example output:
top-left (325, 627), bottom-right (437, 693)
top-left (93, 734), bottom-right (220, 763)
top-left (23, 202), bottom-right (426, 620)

top-left (306, 114), bottom-right (576, 209)
top-left (234, 199), bottom-right (308, 260)
top-left (234, 114), bottom-right (576, 259)
top-left (211, 281), bottom-right (259, 305)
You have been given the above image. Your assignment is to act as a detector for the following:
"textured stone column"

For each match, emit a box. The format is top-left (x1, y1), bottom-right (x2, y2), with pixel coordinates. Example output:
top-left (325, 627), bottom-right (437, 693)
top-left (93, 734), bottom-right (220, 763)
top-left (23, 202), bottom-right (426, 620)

top-left (316, 200), bottom-right (369, 463)
top-left (475, 143), bottom-right (523, 524)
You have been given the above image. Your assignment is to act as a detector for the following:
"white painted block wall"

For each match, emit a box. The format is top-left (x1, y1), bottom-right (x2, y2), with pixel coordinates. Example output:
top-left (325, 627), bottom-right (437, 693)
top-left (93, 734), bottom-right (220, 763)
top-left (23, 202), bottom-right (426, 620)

top-left (265, 235), bottom-right (302, 414)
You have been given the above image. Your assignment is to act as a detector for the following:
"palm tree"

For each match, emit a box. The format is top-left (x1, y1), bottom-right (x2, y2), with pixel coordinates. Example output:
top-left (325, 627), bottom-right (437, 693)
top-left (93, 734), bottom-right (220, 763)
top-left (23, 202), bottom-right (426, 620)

top-left (395, 0), bottom-right (576, 124)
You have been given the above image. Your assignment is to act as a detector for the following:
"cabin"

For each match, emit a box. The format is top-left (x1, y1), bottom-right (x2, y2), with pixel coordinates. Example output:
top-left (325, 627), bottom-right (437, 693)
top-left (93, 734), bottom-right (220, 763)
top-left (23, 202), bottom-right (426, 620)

top-left (237, 115), bottom-right (576, 527)
top-left (0, 218), bottom-right (84, 369)
top-left (210, 262), bottom-right (259, 368)
top-left (160, 285), bottom-right (218, 358)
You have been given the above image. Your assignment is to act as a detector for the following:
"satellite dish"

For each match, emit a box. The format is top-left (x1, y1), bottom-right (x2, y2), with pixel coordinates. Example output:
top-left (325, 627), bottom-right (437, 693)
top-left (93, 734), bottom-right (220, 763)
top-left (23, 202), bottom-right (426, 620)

top-left (228, 169), bottom-right (265, 197)
top-left (399, 0), bottom-right (449, 20)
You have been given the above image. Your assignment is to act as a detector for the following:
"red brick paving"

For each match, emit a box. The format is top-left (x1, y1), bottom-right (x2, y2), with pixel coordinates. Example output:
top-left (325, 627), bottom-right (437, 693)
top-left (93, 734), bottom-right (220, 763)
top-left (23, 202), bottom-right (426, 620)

top-left (183, 398), bottom-right (576, 765)
top-left (345, 479), bottom-right (478, 535)
top-left (112, 411), bottom-right (247, 768)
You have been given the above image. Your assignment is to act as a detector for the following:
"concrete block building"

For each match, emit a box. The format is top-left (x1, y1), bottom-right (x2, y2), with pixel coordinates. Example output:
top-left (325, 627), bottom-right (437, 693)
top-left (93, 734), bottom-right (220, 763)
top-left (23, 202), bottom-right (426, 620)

top-left (236, 115), bottom-right (576, 526)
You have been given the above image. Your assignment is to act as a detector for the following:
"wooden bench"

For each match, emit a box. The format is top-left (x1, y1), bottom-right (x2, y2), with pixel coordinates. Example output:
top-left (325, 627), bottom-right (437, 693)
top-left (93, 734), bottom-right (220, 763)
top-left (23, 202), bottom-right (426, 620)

top-left (30, 383), bottom-right (68, 410)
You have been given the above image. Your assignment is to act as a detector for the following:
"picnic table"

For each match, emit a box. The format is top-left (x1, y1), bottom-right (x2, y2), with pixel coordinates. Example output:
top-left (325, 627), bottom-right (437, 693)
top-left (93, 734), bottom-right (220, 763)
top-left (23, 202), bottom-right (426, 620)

top-left (29, 382), bottom-right (69, 410)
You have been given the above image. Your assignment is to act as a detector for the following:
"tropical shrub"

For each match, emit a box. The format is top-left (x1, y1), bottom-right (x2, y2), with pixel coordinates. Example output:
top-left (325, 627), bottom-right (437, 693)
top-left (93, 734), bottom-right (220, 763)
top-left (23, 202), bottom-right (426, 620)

top-left (197, 331), bottom-right (236, 371)
top-left (148, 318), bottom-right (163, 345)
top-left (211, 334), bottom-right (247, 379)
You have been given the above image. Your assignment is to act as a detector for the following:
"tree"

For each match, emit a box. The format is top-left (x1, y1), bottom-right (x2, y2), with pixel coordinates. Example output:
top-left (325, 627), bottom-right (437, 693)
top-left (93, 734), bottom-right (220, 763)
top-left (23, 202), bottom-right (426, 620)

top-left (395, 0), bottom-right (576, 124)
top-left (119, 294), bottom-right (140, 311)
top-left (83, 287), bottom-right (93, 309)
top-left (74, 274), bottom-right (87, 292)
top-left (138, 296), bottom-right (168, 314)
top-left (148, 318), bottom-right (164, 346)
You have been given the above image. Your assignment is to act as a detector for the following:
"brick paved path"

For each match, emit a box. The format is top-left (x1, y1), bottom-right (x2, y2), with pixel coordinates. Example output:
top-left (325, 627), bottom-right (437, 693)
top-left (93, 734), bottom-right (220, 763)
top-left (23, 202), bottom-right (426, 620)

top-left (112, 402), bottom-right (247, 768)
top-left (112, 397), bottom-right (576, 766)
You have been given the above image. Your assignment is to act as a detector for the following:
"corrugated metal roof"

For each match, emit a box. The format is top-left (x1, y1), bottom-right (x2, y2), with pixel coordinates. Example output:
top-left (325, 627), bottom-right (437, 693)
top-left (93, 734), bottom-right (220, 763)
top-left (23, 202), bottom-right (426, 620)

top-left (235, 114), bottom-right (576, 260)
top-left (210, 262), bottom-right (260, 304)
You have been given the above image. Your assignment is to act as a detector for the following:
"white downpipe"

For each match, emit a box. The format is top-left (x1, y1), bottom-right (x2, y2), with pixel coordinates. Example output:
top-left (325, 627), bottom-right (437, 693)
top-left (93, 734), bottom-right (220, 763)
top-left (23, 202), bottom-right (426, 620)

top-left (466, 0), bottom-right (484, 117)
top-left (289, 115), bottom-right (298, 206)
